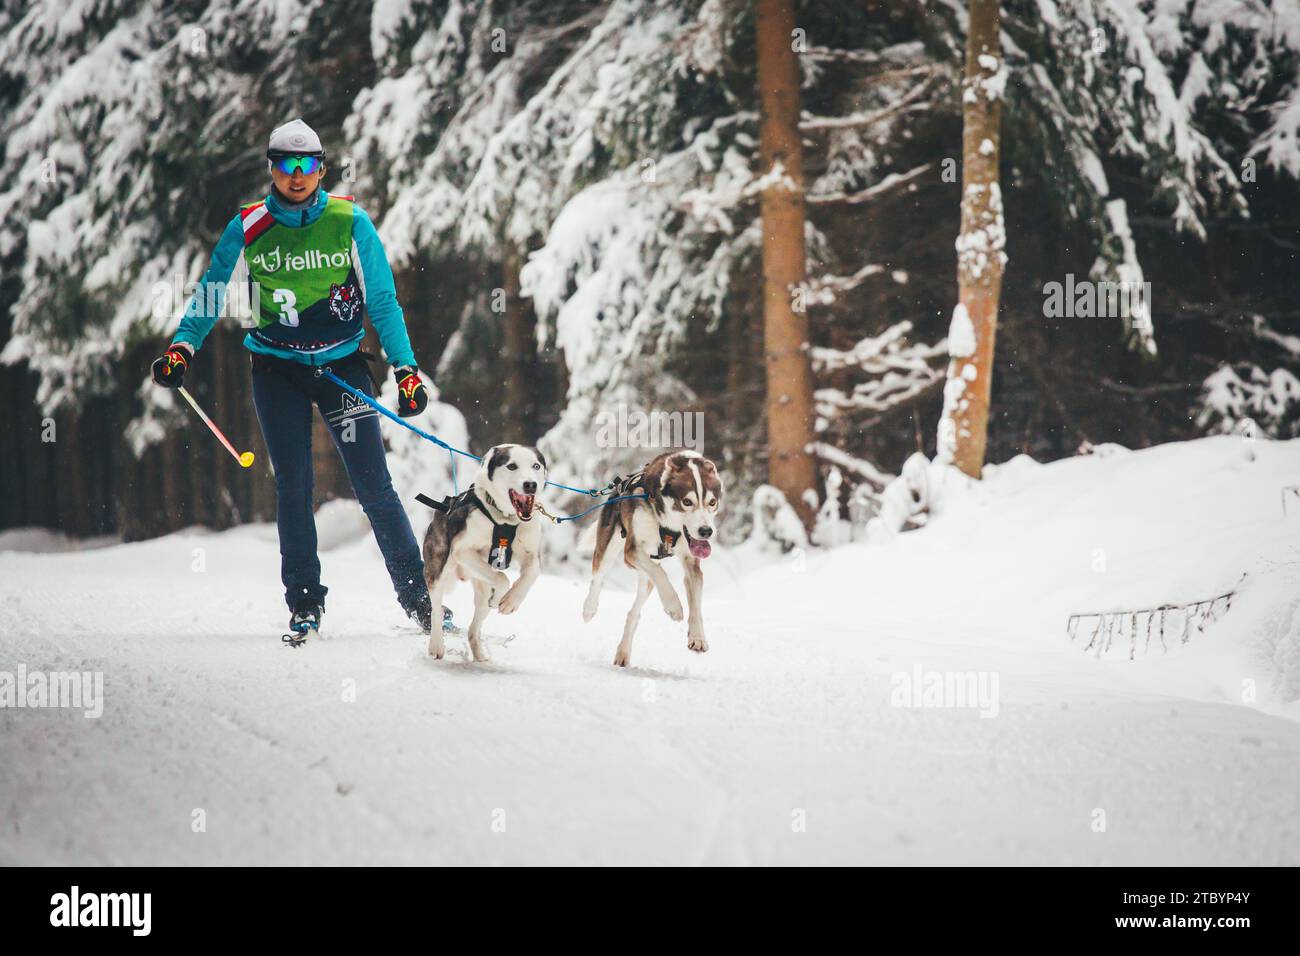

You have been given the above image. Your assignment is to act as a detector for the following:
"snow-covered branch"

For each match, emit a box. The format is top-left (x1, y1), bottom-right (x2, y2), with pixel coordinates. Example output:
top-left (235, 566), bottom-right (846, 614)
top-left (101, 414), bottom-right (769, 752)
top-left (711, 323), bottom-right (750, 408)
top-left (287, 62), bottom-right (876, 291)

top-left (810, 441), bottom-right (893, 489)
top-left (811, 321), bottom-right (947, 375)
top-left (802, 263), bottom-right (885, 306)
top-left (800, 46), bottom-right (882, 64)
top-left (812, 320), bottom-right (946, 422)
top-left (799, 80), bottom-right (934, 131)
top-left (1197, 364), bottom-right (1300, 439)
top-left (677, 152), bottom-right (793, 230)
top-left (807, 162), bottom-right (933, 205)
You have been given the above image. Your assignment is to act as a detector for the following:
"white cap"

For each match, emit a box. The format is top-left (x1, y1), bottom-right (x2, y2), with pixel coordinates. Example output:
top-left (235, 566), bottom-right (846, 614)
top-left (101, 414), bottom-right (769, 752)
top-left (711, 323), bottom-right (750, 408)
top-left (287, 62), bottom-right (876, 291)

top-left (267, 118), bottom-right (324, 155)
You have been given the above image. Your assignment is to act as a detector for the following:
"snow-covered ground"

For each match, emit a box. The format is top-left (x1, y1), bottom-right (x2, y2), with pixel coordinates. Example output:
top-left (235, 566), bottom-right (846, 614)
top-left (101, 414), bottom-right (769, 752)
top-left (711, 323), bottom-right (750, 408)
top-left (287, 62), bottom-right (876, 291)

top-left (2, 436), bottom-right (1297, 865)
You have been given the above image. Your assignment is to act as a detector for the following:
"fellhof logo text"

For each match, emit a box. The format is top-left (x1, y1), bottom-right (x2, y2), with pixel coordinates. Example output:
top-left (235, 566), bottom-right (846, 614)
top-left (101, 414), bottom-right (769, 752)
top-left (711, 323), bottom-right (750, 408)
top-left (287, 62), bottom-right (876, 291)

top-left (250, 246), bottom-right (350, 273)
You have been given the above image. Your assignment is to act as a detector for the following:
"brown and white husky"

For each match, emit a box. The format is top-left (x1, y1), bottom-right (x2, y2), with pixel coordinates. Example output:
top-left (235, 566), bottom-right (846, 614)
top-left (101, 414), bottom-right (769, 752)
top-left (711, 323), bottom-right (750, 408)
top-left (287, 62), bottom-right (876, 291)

top-left (582, 450), bottom-right (724, 667)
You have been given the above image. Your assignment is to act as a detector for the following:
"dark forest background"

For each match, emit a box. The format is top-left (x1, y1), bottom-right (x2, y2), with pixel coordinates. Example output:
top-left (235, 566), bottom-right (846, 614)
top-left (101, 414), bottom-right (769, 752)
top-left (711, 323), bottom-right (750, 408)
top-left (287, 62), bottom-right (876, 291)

top-left (1, 0), bottom-right (1297, 542)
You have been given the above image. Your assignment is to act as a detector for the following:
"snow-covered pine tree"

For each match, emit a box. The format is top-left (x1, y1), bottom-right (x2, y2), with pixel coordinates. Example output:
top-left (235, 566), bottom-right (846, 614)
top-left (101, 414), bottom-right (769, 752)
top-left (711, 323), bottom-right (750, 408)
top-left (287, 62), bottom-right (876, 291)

top-left (0, 0), bottom-right (378, 534)
top-left (0, 0), bottom-right (374, 409)
top-left (346, 0), bottom-right (763, 539)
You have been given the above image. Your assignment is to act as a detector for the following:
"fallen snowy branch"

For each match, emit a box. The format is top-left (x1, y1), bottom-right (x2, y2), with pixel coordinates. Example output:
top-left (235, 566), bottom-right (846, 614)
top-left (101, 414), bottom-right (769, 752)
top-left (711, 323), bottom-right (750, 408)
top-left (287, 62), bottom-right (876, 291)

top-left (1067, 575), bottom-right (1246, 660)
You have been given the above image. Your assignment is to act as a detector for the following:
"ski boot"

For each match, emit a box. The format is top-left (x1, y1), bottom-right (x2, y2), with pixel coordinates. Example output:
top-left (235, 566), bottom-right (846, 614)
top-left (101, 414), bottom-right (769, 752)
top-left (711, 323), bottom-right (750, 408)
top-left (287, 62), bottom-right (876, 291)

top-left (408, 602), bottom-right (454, 633)
top-left (283, 605), bottom-right (323, 647)
top-left (400, 589), bottom-right (436, 634)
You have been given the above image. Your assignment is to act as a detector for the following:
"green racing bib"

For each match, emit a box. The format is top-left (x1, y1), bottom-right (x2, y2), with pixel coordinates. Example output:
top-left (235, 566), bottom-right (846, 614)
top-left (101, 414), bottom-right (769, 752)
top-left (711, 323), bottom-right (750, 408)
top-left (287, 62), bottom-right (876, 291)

top-left (240, 194), bottom-right (365, 354)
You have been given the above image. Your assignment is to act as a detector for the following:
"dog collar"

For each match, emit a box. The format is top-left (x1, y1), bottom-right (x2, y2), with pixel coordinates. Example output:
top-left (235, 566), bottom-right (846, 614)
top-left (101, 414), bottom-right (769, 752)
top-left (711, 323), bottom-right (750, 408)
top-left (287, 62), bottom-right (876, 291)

top-left (478, 490), bottom-right (516, 525)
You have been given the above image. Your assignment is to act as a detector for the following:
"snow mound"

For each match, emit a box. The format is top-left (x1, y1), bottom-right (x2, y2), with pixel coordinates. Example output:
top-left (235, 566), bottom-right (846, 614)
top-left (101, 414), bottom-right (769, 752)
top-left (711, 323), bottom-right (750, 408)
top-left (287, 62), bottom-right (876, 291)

top-left (745, 435), bottom-right (1300, 714)
top-left (0, 528), bottom-right (120, 553)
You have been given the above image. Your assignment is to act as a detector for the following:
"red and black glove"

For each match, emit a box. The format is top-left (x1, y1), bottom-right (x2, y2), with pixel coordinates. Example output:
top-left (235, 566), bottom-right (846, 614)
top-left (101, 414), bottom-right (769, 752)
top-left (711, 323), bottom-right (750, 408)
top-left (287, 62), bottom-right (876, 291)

top-left (394, 365), bottom-right (428, 417)
top-left (151, 344), bottom-right (191, 388)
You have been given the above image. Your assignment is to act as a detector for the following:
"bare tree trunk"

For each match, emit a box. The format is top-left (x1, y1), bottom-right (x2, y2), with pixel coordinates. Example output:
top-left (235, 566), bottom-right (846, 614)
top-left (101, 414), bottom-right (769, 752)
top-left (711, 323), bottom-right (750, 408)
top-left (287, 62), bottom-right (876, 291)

top-left (22, 400), bottom-right (55, 529)
top-left (160, 433), bottom-right (182, 532)
top-left (938, 0), bottom-right (1006, 478)
top-left (502, 246), bottom-right (534, 440)
top-left (756, 0), bottom-right (817, 529)
top-left (61, 411), bottom-right (90, 536)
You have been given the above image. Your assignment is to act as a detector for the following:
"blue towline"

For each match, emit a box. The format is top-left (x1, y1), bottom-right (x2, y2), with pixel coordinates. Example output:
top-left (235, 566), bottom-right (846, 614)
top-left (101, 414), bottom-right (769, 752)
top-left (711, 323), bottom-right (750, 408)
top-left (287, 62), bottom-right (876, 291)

top-left (317, 367), bottom-right (647, 523)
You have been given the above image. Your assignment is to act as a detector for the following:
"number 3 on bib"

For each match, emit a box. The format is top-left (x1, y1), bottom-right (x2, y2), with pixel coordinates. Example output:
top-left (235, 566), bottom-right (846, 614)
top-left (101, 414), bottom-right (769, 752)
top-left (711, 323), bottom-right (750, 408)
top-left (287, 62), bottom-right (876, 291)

top-left (272, 288), bottom-right (299, 327)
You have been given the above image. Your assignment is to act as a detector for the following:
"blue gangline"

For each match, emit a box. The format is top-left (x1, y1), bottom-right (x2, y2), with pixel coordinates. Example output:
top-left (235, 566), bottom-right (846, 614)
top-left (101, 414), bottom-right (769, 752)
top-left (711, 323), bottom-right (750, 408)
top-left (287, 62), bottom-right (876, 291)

top-left (318, 367), bottom-right (636, 515)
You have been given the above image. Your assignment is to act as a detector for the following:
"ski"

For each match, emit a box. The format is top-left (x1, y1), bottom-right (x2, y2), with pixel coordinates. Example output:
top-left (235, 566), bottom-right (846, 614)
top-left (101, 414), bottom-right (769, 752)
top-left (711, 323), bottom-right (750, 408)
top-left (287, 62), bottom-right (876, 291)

top-left (281, 623), bottom-right (318, 647)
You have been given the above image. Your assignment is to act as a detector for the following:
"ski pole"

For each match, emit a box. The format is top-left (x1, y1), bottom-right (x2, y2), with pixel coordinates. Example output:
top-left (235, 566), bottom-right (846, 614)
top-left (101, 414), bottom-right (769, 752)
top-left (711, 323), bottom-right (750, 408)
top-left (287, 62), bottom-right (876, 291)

top-left (177, 386), bottom-right (255, 468)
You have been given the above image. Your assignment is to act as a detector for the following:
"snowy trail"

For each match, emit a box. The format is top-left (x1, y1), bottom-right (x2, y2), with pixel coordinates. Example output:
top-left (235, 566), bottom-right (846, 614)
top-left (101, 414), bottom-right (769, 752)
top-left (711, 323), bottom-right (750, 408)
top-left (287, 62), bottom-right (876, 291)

top-left (2, 437), bottom-right (1298, 865)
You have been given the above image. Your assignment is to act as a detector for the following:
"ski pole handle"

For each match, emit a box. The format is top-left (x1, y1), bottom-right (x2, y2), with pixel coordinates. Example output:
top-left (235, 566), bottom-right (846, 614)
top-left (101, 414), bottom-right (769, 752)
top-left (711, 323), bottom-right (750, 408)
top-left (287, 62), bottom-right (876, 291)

top-left (177, 386), bottom-right (255, 468)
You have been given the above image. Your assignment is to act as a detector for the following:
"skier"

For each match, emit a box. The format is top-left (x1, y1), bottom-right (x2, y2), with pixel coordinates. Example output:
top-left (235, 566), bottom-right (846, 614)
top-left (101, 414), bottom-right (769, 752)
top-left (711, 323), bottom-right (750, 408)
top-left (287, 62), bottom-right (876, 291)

top-left (151, 118), bottom-right (438, 640)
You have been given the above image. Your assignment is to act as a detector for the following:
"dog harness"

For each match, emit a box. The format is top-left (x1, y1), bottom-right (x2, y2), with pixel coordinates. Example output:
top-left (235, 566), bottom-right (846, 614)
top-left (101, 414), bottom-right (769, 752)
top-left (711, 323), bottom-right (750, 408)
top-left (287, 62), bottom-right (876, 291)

top-left (416, 491), bottom-right (519, 570)
top-left (606, 473), bottom-right (681, 560)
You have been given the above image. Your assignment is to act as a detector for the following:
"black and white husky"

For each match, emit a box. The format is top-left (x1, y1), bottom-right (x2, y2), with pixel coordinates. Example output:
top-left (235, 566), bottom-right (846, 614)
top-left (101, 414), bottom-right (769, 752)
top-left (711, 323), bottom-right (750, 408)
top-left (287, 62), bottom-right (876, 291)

top-left (422, 444), bottom-right (547, 662)
top-left (582, 450), bottom-right (724, 667)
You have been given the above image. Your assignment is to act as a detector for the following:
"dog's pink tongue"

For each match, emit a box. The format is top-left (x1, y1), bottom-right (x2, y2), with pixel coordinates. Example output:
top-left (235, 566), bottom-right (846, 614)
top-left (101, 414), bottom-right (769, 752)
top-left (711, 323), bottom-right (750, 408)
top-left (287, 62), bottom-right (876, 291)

top-left (688, 537), bottom-right (712, 559)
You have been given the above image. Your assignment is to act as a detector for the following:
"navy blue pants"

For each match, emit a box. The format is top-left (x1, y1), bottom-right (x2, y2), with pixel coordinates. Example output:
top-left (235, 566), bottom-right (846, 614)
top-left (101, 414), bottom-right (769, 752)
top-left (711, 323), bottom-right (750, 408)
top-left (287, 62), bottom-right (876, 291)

top-left (250, 352), bottom-right (426, 614)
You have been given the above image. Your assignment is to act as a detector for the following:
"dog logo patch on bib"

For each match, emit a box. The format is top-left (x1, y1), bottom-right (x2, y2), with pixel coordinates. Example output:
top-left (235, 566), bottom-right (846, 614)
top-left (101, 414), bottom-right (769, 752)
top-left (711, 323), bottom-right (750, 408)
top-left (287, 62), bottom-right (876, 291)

top-left (328, 282), bottom-right (359, 322)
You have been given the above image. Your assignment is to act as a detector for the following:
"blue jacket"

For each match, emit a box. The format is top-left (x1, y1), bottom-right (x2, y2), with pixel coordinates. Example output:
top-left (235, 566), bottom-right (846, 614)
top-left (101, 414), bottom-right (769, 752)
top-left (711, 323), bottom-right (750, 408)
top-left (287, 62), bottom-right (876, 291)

top-left (171, 188), bottom-right (417, 369)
